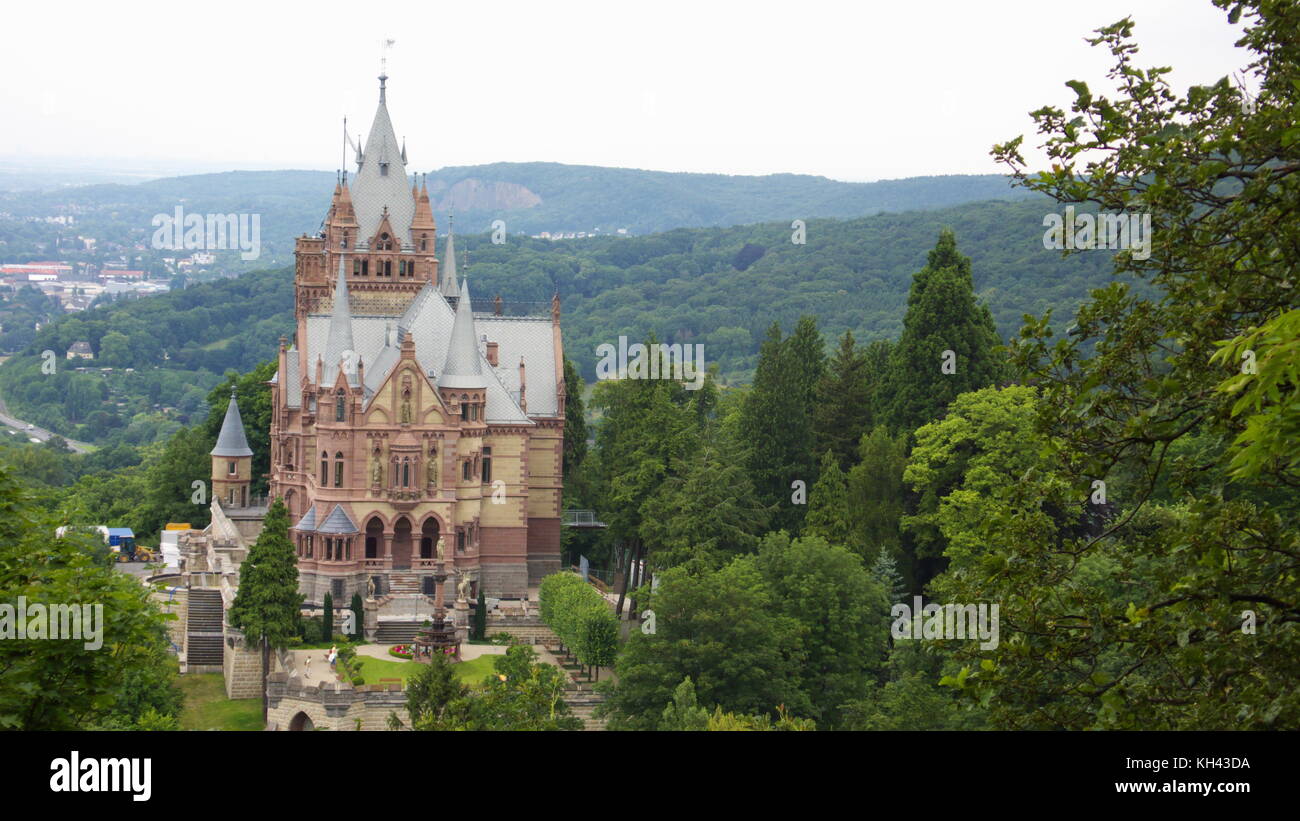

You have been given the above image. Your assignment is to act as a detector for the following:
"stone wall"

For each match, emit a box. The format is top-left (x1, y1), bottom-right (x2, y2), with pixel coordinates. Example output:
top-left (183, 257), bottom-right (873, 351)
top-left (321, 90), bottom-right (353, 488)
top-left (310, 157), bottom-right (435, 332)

top-left (224, 627), bottom-right (270, 700)
top-left (266, 673), bottom-right (410, 731)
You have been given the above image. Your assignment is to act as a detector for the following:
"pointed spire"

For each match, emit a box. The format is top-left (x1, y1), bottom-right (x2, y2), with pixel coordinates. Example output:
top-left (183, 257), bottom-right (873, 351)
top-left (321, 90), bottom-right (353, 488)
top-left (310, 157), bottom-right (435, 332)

top-left (351, 74), bottom-right (412, 247)
top-left (440, 220), bottom-right (459, 297)
top-left (401, 137), bottom-right (408, 165)
top-left (211, 388), bottom-right (253, 457)
top-left (324, 255), bottom-right (355, 383)
top-left (440, 277), bottom-right (486, 389)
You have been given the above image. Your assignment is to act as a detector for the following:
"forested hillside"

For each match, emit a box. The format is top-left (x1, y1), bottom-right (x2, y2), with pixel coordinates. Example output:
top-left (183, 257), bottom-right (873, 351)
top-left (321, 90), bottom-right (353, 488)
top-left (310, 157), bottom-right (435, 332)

top-left (0, 194), bottom-right (1114, 447)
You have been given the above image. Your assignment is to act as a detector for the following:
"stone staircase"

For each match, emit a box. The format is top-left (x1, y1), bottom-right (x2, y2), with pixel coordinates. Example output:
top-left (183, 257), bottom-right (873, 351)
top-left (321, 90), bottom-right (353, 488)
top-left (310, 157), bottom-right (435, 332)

top-left (388, 573), bottom-right (422, 595)
top-left (566, 691), bottom-right (608, 731)
top-left (185, 588), bottom-right (224, 668)
top-left (374, 620), bottom-right (423, 644)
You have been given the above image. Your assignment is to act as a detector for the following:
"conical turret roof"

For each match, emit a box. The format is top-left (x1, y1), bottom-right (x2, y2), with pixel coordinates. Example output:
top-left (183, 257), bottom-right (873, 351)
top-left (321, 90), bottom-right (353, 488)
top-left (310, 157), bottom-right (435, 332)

top-left (211, 389), bottom-right (253, 457)
top-left (440, 277), bottom-right (487, 389)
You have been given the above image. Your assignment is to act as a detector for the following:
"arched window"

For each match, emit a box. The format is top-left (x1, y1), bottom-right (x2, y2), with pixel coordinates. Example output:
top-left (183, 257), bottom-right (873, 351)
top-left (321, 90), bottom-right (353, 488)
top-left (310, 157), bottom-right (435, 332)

top-left (420, 234), bottom-right (428, 252)
top-left (462, 460), bottom-right (471, 481)
top-left (461, 394), bottom-right (469, 421)
top-left (335, 390), bottom-right (346, 422)
top-left (334, 452), bottom-right (344, 488)
top-left (481, 447), bottom-right (491, 484)
top-left (457, 528), bottom-right (466, 552)
top-left (420, 518), bottom-right (439, 559)
top-left (341, 232), bottom-right (349, 249)
top-left (320, 451), bottom-right (328, 485)
top-left (365, 517), bottom-right (383, 559)
top-left (401, 457), bottom-right (410, 488)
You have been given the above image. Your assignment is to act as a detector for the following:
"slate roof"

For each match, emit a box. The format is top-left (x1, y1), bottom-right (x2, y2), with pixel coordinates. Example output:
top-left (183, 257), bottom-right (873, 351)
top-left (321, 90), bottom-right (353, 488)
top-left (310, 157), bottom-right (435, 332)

top-left (317, 504), bottom-right (359, 535)
top-left (211, 390), bottom-right (253, 457)
top-left (351, 75), bottom-right (414, 248)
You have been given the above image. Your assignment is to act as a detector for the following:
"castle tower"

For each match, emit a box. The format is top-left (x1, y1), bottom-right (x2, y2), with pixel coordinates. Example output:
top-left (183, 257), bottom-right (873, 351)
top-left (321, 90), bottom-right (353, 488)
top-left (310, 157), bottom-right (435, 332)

top-left (212, 389), bottom-right (254, 509)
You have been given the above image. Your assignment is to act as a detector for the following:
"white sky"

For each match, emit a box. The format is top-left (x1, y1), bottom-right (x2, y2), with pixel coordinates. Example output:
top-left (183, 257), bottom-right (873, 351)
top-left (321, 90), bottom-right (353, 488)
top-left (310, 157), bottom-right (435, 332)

top-left (0, 0), bottom-right (1251, 181)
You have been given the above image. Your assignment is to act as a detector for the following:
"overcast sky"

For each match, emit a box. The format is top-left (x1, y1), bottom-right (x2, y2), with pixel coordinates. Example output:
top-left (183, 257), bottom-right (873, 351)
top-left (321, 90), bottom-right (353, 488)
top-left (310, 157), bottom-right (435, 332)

top-left (0, 0), bottom-right (1251, 181)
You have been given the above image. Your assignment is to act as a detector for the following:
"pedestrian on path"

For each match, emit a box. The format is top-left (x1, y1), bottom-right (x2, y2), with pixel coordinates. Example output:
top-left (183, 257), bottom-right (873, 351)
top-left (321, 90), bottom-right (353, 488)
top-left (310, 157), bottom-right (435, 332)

top-left (328, 645), bottom-right (338, 670)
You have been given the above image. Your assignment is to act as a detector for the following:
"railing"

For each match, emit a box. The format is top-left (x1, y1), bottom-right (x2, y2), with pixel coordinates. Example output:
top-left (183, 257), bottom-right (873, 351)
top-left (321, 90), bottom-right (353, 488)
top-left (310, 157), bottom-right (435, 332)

top-left (467, 297), bottom-right (552, 318)
top-left (562, 510), bottom-right (600, 526)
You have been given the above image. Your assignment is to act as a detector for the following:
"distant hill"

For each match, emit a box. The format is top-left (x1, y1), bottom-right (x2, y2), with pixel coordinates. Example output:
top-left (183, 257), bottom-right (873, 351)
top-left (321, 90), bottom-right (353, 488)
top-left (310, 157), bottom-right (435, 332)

top-left (0, 163), bottom-right (1036, 269)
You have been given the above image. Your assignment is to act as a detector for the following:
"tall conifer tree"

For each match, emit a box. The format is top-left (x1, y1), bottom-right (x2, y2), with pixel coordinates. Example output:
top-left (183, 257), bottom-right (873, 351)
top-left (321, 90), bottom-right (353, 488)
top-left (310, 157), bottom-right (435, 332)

top-left (227, 498), bottom-right (301, 721)
top-left (881, 230), bottom-right (1004, 434)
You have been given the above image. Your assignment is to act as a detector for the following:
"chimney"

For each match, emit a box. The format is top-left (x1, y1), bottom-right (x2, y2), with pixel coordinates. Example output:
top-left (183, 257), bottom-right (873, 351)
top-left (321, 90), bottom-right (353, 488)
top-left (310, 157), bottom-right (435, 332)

top-left (485, 337), bottom-right (498, 367)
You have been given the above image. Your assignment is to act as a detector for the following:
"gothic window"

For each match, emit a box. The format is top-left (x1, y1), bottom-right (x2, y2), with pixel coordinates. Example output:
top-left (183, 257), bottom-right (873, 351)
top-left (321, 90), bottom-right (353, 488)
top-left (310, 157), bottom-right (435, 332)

top-left (383, 259), bottom-right (393, 277)
top-left (366, 517), bottom-right (382, 559)
top-left (320, 452), bottom-right (328, 485)
top-left (305, 535), bottom-right (313, 558)
top-left (461, 394), bottom-right (469, 421)
top-left (341, 232), bottom-right (349, 249)
top-left (462, 460), bottom-right (471, 481)
top-left (334, 452), bottom-right (344, 488)
top-left (420, 234), bottom-right (428, 251)
top-left (379, 233), bottom-right (392, 251)
top-left (457, 529), bottom-right (466, 553)
top-left (401, 457), bottom-right (410, 488)
top-left (335, 390), bottom-right (346, 422)
top-left (420, 518), bottom-right (438, 559)
top-left (228, 460), bottom-right (236, 475)
top-left (344, 538), bottom-right (352, 561)
top-left (470, 404), bottom-right (478, 422)
top-left (482, 447), bottom-right (491, 484)
top-left (380, 163), bottom-right (389, 177)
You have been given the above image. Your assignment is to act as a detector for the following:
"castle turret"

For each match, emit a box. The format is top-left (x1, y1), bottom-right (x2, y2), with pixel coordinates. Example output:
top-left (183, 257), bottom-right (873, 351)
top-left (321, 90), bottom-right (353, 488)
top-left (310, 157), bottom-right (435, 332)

top-left (212, 388), bottom-right (254, 508)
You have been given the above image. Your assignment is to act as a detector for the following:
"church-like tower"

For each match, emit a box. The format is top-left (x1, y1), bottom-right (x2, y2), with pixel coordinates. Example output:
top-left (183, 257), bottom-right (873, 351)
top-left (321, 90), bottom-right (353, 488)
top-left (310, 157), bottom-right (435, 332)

top-left (268, 73), bottom-right (566, 608)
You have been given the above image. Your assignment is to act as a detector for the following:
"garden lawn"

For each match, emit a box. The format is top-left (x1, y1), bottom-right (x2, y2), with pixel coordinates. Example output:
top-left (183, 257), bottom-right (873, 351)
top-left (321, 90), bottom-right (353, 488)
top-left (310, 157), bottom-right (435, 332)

top-left (352, 653), bottom-right (499, 688)
top-left (178, 673), bottom-right (263, 731)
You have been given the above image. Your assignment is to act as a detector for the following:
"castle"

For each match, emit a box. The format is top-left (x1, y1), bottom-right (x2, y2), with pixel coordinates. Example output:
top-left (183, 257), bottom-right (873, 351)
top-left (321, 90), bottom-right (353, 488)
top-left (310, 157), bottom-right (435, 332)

top-left (214, 72), bottom-right (565, 608)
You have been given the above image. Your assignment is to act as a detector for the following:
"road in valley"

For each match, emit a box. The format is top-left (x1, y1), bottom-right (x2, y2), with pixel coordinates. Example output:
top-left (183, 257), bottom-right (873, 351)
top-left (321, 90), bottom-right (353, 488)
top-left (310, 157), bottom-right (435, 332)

top-left (0, 395), bottom-right (92, 454)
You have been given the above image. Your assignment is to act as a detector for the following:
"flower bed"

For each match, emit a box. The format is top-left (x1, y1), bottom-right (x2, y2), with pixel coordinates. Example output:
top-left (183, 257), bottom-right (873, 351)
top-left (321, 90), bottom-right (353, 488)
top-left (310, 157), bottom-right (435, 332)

top-left (389, 644), bottom-right (413, 659)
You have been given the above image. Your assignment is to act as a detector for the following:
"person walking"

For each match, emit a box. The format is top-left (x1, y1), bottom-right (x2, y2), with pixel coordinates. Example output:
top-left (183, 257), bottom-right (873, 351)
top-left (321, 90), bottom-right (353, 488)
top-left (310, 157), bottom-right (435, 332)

top-left (328, 645), bottom-right (338, 671)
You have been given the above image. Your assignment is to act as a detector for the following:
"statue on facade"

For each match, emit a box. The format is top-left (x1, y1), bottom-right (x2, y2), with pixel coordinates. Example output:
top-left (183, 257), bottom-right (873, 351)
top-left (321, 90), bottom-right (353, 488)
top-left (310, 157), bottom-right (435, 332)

top-left (427, 452), bottom-right (438, 485)
top-left (370, 452), bottom-right (383, 485)
top-left (400, 394), bottom-right (412, 424)
top-left (457, 572), bottom-right (471, 602)
top-left (366, 576), bottom-right (376, 600)
top-left (436, 535), bottom-right (446, 562)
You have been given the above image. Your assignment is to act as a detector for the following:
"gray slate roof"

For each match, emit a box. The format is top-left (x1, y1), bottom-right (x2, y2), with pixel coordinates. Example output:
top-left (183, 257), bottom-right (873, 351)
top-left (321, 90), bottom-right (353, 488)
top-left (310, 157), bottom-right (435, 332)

top-left (317, 504), bottom-right (359, 535)
top-left (211, 390), bottom-right (253, 457)
top-left (440, 278), bottom-right (487, 389)
top-left (351, 76), bottom-right (414, 248)
top-left (322, 255), bottom-right (357, 386)
top-left (292, 505), bottom-right (318, 532)
top-left (439, 229), bottom-right (459, 297)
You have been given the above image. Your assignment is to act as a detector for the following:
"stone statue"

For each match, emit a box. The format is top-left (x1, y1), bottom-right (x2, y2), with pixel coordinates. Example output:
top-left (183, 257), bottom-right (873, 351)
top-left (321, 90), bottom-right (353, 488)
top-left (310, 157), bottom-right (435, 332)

top-left (427, 453), bottom-right (438, 485)
top-left (436, 536), bottom-right (446, 562)
top-left (457, 573), bottom-right (471, 602)
top-left (370, 454), bottom-right (382, 485)
top-left (366, 576), bottom-right (376, 600)
top-left (400, 395), bottom-right (412, 424)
